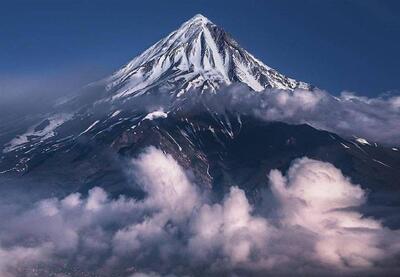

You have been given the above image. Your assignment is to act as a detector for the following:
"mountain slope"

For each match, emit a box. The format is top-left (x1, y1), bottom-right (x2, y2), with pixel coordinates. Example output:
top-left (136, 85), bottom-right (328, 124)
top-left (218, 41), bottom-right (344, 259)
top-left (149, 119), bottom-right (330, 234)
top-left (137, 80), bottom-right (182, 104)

top-left (0, 14), bottom-right (399, 206)
top-left (1, 14), bottom-right (313, 162)
top-left (104, 14), bottom-right (311, 102)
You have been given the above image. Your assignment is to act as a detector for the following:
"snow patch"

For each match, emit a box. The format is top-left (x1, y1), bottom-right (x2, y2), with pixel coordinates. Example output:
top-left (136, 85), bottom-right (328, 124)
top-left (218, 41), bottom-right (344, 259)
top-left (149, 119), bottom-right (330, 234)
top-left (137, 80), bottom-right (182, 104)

top-left (79, 120), bottom-right (100, 136)
top-left (340, 143), bottom-right (350, 149)
top-left (355, 138), bottom-right (371, 145)
top-left (372, 159), bottom-right (391, 168)
top-left (3, 114), bottom-right (72, 153)
top-left (143, 109), bottom-right (168, 121)
top-left (110, 110), bottom-right (121, 118)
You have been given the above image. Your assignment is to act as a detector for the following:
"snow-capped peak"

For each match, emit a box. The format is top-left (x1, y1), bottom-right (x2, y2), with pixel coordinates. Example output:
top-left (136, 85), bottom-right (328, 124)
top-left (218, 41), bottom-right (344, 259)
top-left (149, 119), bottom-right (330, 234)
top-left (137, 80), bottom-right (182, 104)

top-left (184, 13), bottom-right (212, 25)
top-left (105, 14), bottom-right (311, 101)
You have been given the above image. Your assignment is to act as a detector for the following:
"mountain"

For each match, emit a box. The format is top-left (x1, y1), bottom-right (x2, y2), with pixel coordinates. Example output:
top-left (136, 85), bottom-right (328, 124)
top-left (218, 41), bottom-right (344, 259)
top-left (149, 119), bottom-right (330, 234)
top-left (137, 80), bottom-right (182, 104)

top-left (93, 14), bottom-right (312, 103)
top-left (0, 15), bottom-right (399, 213)
top-left (1, 14), bottom-right (312, 170)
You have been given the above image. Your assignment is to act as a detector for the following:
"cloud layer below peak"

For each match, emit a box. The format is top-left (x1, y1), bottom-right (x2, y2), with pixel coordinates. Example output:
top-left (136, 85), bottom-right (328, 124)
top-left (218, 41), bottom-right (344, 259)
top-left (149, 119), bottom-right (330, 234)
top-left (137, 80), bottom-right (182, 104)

top-left (0, 147), bottom-right (399, 276)
top-left (197, 85), bottom-right (400, 145)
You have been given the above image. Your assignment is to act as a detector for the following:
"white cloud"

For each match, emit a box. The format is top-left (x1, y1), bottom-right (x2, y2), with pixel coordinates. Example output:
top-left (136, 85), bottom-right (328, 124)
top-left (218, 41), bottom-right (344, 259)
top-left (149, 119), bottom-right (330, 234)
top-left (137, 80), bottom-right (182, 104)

top-left (0, 147), bottom-right (399, 276)
top-left (189, 187), bottom-right (270, 264)
top-left (269, 157), bottom-right (400, 269)
top-left (130, 146), bottom-right (200, 220)
top-left (198, 85), bottom-right (400, 145)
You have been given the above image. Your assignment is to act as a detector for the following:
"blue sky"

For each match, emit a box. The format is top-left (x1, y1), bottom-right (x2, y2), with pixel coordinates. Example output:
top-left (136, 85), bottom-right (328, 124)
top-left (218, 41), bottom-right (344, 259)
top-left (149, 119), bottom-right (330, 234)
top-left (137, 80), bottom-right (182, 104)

top-left (1, 0), bottom-right (399, 97)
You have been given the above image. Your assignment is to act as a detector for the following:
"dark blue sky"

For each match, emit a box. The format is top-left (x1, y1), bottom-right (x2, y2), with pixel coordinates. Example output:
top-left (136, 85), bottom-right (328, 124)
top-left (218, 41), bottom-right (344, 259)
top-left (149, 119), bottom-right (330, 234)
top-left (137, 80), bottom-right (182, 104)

top-left (1, 0), bottom-right (399, 97)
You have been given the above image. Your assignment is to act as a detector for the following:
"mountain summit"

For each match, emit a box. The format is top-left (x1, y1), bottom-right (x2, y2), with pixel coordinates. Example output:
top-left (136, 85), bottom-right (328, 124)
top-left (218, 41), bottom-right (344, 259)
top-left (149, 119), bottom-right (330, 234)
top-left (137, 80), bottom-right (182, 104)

top-left (105, 14), bottom-right (311, 101)
top-left (0, 14), bottom-right (398, 216)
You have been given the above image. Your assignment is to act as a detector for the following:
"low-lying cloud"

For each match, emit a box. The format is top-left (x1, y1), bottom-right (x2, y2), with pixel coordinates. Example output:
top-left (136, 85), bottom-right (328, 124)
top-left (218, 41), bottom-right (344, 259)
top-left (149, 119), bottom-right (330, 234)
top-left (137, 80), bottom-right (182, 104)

top-left (195, 85), bottom-right (400, 145)
top-left (269, 158), bottom-right (400, 269)
top-left (0, 147), bottom-right (399, 276)
top-left (0, 67), bottom-right (107, 119)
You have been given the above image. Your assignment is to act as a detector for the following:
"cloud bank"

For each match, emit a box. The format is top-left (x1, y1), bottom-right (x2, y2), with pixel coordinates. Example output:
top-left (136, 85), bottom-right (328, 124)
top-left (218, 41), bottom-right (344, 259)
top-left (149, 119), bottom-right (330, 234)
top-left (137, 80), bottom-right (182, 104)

top-left (0, 68), bottom-right (106, 119)
top-left (0, 147), bottom-right (399, 276)
top-left (195, 85), bottom-right (400, 145)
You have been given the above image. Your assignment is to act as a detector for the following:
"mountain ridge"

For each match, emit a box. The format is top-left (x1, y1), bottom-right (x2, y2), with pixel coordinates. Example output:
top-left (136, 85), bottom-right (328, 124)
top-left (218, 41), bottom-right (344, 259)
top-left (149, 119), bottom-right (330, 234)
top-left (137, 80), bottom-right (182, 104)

top-left (1, 14), bottom-right (399, 202)
top-left (103, 14), bottom-right (312, 102)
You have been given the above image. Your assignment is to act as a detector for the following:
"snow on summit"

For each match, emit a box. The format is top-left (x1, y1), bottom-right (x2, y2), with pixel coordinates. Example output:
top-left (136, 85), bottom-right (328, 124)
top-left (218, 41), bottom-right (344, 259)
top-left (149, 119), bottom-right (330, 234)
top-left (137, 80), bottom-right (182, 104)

top-left (105, 14), bottom-right (311, 101)
top-left (0, 14), bottom-right (313, 167)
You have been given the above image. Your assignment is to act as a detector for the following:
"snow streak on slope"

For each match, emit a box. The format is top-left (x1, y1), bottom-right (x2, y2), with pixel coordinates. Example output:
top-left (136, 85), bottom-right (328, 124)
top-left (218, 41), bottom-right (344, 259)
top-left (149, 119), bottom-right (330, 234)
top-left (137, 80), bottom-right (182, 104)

top-left (105, 14), bottom-right (311, 101)
top-left (3, 114), bottom-right (72, 153)
top-left (1, 14), bottom-right (312, 157)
